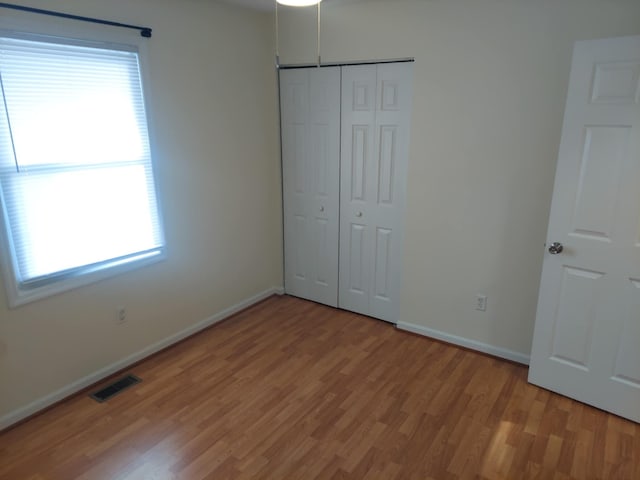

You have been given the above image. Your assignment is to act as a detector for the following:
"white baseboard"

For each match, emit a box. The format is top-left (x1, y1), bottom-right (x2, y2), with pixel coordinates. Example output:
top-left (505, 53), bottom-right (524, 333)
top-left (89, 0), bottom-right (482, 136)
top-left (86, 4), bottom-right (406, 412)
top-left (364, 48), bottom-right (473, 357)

top-left (0, 286), bottom-right (285, 431)
top-left (396, 321), bottom-right (530, 365)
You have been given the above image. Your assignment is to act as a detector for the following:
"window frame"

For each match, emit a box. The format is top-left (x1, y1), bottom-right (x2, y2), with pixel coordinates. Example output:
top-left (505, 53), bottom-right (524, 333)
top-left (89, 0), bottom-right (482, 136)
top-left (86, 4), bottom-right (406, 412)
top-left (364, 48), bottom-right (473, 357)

top-left (0, 19), bottom-right (166, 308)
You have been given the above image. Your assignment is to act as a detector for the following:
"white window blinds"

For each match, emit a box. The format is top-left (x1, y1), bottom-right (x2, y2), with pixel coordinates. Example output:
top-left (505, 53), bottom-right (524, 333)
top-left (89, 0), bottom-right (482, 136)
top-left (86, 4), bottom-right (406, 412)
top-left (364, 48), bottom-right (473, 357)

top-left (0, 34), bottom-right (164, 297)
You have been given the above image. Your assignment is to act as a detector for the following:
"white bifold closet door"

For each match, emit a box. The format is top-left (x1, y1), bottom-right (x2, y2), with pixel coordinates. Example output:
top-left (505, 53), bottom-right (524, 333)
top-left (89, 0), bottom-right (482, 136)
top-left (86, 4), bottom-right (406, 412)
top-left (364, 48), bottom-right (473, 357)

top-left (339, 63), bottom-right (413, 322)
top-left (280, 62), bottom-right (412, 322)
top-left (280, 67), bottom-right (341, 307)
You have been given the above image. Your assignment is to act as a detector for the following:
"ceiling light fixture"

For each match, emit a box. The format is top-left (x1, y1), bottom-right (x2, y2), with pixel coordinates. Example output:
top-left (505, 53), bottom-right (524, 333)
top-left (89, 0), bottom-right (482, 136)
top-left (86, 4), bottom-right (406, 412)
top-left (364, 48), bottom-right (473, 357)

top-left (277, 0), bottom-right (322, 6)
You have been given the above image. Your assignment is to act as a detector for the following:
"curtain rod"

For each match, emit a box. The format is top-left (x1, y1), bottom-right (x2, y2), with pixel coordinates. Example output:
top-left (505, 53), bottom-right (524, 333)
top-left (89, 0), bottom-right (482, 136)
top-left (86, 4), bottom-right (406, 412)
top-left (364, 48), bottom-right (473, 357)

top-left (0, 2), bottom-right (152, 38)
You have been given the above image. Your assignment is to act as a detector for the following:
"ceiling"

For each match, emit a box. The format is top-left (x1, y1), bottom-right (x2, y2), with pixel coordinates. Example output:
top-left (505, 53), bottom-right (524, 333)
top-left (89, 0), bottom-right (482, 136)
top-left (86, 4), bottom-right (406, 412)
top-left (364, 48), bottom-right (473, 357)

top-left (216, 0), bottom-right (274, 11)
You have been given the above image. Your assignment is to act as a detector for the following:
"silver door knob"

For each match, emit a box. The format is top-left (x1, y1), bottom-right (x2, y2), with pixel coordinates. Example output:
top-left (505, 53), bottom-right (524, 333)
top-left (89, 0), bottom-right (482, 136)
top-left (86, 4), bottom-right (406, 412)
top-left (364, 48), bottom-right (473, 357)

top-left (356, 211), bottom-right (363, 217)
top-left (548, 242), bottom-right (563, 254)
top-left (320, 206), bottom-right (324, 212)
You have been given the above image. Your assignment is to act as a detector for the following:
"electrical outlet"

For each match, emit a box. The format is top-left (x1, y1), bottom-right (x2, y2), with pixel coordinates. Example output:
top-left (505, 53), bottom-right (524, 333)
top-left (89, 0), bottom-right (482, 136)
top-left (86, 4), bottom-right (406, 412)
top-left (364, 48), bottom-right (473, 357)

top-left (475, 295), bottom-right (487, 312)
top-left (116, 307), bottom-right (127, 324)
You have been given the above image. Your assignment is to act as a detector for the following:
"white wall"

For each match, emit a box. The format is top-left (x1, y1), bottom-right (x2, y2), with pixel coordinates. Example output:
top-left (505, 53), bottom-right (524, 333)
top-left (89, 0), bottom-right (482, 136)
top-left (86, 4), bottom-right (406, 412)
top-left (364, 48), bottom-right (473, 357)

top-left (278, 0), bottom-right (640, 357)
top-left (0, 0), bottom-right (282, 422)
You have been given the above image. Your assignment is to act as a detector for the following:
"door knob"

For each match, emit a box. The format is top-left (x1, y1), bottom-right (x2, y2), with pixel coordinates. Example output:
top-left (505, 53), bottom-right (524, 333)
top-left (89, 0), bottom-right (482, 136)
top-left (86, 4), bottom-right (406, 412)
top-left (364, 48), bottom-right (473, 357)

top-left (356, 211), bottom-right (363, 217)
top-left (548, 242), bottom-right (563, 254)
top-left (320, 206), bottom-right (324, 212)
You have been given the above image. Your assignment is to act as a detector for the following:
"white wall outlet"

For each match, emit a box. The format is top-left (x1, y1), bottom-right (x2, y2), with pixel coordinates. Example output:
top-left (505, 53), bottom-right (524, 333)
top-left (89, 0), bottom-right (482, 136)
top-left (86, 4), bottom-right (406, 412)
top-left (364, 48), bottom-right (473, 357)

top-left (475, 295), bottom-right (487, 312)
top-left (116, 307), bottom-right (127, 324)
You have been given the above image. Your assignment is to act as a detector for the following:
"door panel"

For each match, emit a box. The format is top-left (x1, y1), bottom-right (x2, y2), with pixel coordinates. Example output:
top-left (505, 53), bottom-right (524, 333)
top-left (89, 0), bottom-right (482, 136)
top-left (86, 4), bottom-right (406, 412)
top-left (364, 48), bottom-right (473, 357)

top-left (571, 126), bottom-right (629, 240)
top-left (374, 227), bottom-right (392, 300)
top-left (369, 63), bottom-right (412, 322)
top-left (281, 67), bottom-right (340, 307)
top-left (529, 36), bottom-right (640, 422)
top-left (350, 125), bottom-right (369, 202)
top-left (292, 214), bottom-right (307, 281)
top-left (339, 63), bottom-right (412, 322)
top-left (313, 217), bottom-right (330, 286)
top-left (308, 68), bottom-right (341, 306)
top-left (550, 266), bottom-right (602, 369)
top-left (352, 80), bottom-right (375, 111)
top-left (377, 126), bottom-right (397, 205)
top-left (281, 70), bottom-right (309, 298)
top-left (348, 223), bottom-right (367, 294)
top-left (590, 61), bottom-right (640, 104)
top-left (312, 124), bottom-right (329, 196)
top-left (339, 66), bottom-right (376, 316)
top-left (612, 280), bottom-right (640, 387)
top-left (292, 123), bottom-right (306, 194)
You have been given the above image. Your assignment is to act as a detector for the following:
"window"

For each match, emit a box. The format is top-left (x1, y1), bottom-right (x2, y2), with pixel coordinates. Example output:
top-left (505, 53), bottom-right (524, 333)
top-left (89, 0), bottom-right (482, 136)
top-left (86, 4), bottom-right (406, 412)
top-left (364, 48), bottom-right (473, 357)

top-left (0, 33), bottom-right (164, 306)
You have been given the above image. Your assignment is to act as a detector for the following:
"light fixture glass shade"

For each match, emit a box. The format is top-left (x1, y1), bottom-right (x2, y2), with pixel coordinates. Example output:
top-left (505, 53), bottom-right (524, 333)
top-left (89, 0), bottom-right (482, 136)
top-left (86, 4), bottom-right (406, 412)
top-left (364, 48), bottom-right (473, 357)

top-left (277, 0), bottom-right (322, 6)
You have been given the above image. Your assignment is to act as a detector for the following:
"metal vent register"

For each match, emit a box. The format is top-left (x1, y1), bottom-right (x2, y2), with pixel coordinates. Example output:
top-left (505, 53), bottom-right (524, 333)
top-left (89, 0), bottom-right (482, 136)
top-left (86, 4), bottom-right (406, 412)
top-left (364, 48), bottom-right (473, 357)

top-left (89, 374), bottom-right (141, 402)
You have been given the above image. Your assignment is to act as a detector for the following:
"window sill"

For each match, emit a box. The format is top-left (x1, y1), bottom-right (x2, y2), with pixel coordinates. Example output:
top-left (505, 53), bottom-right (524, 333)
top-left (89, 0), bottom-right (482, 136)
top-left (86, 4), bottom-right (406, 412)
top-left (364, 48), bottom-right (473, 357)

top-left (2, 250), bottom-right (166, 309)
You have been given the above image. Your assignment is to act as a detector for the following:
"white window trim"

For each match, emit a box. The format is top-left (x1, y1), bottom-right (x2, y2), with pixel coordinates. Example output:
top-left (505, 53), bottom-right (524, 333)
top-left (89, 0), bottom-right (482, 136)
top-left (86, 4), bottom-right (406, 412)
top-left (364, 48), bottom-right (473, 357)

top-left (0, 16), bottom-right (166, 308)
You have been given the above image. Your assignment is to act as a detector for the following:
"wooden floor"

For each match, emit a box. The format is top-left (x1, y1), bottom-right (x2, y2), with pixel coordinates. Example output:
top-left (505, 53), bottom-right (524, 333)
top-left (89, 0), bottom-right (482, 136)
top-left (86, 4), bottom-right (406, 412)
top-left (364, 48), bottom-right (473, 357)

top-left (0, 295), bottom-right (638, 479)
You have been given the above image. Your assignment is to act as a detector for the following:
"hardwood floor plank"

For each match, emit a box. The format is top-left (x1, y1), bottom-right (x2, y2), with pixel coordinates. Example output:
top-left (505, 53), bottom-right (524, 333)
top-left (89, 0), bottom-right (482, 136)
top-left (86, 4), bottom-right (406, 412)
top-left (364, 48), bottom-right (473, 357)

top-left (0, 295), bottom-right (638, 479)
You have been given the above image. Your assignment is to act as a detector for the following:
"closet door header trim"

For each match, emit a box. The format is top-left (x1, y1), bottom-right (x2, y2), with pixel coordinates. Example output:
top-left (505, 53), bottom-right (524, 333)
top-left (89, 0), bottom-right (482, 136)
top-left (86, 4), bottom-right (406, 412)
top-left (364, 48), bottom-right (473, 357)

top-left (278, 58), bottom-right (414, 70)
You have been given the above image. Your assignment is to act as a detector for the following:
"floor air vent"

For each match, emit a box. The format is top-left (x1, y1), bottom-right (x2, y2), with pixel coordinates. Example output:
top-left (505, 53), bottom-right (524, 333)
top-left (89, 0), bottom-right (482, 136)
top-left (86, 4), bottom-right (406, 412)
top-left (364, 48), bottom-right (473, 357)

top-left (90, 374), bottom-right (141, 403)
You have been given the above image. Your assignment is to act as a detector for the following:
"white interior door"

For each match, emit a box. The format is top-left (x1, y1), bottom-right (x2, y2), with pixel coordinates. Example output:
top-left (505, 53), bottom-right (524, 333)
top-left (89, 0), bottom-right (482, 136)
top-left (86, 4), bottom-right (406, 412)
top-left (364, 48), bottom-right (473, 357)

top-left (529, 36), bottom-right (640, 423)
top-left (339, 63), bottom-right (413, 322)
top-left (280, 67), bottom-right (340, 306)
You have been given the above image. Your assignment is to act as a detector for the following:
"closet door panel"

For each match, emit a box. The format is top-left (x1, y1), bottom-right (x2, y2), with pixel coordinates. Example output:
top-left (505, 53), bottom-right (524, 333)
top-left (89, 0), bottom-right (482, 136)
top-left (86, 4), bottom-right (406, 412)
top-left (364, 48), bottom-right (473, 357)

top-left (281, 69), bottom-right (311, 300)
top-left (281, 67), bottom-right (340, 307)
top-left (309, 67), bottom-right (340, 306)
top-left (340, 63), bottom-right (413, 322)
top-left (340, 65), bottom-right (377, 316)
top-left (370, 63), bottom-right (413, 321)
